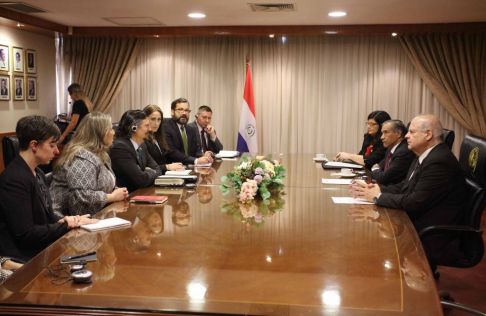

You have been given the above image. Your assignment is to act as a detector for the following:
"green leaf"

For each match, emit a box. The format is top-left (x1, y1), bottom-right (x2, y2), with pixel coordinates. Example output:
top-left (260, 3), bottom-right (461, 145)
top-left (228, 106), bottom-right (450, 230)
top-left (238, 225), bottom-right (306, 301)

top-left (221, 176), bottom-right (228, 182)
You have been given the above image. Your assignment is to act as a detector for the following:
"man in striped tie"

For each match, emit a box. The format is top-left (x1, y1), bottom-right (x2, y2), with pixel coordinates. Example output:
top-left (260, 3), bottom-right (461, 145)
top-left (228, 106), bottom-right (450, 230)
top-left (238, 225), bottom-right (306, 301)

top-left (371, 120), bottom-right (415, 185)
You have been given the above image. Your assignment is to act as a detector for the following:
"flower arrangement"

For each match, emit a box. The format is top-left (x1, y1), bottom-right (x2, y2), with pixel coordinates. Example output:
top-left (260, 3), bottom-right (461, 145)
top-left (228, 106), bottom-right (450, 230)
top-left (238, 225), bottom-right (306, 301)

top-left (220, 155), bottom-right (286, 203)
top-left (220, 194), bottom-right (285, 228)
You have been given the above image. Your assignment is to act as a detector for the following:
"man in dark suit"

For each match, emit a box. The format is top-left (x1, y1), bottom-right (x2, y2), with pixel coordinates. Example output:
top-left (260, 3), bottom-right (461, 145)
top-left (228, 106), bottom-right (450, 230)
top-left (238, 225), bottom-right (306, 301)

top-left (15, 80), bottom-right (22, 97)
top-left (188, 105), bottom-right (223, 155)
top-left (371, 120), bottom-right (415, 185)
top-left (352, 114), bottom-right (467, 265)
top-left (110, 110), bottom-right (162, 193)
top-left (0, 79), bottom-right (7, 96)
top-left (163, 98), bottom-right (212, 165)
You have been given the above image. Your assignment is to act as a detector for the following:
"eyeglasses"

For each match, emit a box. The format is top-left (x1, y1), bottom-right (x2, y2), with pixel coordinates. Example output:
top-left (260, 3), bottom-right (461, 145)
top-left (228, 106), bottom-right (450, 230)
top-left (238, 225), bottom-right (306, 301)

top-left (175, 108), bottom-right (191, 114)
top-left (366, 122), bottom-right (378, 127)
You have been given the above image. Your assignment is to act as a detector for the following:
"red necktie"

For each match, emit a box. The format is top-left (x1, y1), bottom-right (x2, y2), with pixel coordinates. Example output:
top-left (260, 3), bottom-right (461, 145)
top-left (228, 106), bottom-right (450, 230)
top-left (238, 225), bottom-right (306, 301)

top-left (385, 152), bottom-right (393, 170)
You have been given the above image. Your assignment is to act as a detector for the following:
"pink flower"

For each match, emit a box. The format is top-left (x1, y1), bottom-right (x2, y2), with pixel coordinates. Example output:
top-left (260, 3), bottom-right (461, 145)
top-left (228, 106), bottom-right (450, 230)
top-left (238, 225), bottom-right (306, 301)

top-left (264, 173), bottom-right (270, 179)
top-left (254, 175), bottom-right (263, 183)
top-left (273, 160), bottom-right (280, 166)
top-left (255, 167), bottom-right (264, 175)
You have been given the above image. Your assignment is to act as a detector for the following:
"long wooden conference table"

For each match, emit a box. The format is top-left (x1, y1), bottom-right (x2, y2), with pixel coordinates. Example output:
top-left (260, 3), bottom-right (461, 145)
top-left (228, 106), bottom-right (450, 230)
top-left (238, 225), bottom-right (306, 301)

top-left (0, 154), bottom-right (442, 315)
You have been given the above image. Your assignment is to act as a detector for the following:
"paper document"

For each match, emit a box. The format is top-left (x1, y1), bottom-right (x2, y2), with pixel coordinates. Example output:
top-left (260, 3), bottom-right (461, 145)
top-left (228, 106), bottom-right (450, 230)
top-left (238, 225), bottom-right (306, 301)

top-left (165, 170), bottom-right (192, 176)
top-left (324, 162), bottom-right (363, 169)
top-left (158, 175), bottom-right (198, 180)
top-left (322, 179), bottom-right (353, 185)
top-left (189, 163), bottom-right (212, 167)
top-left (215, 150), bottom-right (239, 158)
top-left (81, 217), bottom-right (131, 232)
top-left (332, 197), bottom-right (374, 205)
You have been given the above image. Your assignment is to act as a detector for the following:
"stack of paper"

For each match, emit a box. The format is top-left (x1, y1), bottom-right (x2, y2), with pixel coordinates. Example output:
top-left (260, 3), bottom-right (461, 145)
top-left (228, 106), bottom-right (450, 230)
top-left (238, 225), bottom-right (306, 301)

top-left (323, 162), bottom-right (363, 169)
top-left (81, 217), bottom-right (131, 232)
top-left (165, 170), bottom-right (192, 176)
top-left (215, 150), bottom-right (239, 158)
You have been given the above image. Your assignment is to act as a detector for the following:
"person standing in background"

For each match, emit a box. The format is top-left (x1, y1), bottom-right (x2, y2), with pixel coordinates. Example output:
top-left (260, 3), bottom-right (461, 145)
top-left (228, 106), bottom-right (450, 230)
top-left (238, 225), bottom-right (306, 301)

top-left (58, 83), bottom-right (93, 144)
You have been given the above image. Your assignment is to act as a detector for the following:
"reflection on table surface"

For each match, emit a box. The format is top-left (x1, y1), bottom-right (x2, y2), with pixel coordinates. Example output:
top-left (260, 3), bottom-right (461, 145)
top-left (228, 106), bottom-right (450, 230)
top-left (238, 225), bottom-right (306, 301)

top-left (0, 154), bottom-right (441, 316)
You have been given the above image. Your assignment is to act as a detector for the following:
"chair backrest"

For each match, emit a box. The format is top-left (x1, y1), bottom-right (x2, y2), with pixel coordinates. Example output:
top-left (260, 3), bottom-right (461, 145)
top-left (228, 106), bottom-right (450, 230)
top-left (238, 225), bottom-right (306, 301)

top-left (2, 135), bottom-right (20, 168)
top-left (442, 129), bottom-right (455, 149)
top-left (459, 134), bottom-right (486, 188)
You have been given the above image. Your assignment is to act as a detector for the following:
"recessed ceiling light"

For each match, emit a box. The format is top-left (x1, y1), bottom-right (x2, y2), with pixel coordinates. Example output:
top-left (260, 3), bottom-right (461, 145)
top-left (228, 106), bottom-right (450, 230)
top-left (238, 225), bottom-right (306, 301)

top-left (17, 23), bottom-right (25, 27)
top-left (391, 33), bottom-right (398, 37)
top-left (325, 31), bottom-right (338, 34)
top-left (328, 11), bottom-right (346, 17)
top-left (188, 13), bottom-right (206, 18)
top-left (269, 34), bottom-right (275, 38)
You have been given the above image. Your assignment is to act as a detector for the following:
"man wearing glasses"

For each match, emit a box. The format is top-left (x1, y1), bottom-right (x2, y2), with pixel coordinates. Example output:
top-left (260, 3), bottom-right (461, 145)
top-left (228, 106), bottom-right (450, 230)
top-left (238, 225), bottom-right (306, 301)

top-left (163, 98), bottom-right (212, 166)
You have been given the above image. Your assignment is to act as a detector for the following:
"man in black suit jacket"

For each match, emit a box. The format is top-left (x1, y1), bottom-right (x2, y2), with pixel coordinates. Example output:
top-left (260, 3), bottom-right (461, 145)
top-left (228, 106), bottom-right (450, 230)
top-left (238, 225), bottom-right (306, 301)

top-left (163, 98), bottom-right (212, 165)
top-left (352, 115), bottom-right (467, 265)
top-left (371, 120), bottom-right (416, 185)
top-left (110, 110), bottom-right (162, 193)
top-left (188, 105), bottom-right (223, 155)
top-left (1, 79), bottom-right (7, 96)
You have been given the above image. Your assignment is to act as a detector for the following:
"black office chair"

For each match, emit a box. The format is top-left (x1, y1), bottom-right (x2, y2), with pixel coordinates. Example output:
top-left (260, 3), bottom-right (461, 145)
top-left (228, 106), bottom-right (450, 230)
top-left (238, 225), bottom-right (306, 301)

top-left (419, 134), bottom-right (486, 316)
top-left (442, 129), bottom-right (455, 150)
top-left (2, 135), bottom-right (19, 169)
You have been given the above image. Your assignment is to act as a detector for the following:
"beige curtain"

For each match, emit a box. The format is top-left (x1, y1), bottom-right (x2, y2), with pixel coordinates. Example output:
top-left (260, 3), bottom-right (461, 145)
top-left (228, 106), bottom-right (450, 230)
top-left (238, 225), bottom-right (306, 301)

top-left (399, 34), bottom-right (486, 137)
top-left (111, 36), bottom-right (467, 156)
top-left (58, 35), bottom-right (142, 113)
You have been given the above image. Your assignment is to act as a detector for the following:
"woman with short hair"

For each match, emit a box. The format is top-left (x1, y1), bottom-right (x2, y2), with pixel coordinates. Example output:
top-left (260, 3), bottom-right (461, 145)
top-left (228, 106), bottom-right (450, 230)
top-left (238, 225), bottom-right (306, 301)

top-left (0, 115), bottom-right (98, 262)
top-left (51, 112), bottom-right (128, 216)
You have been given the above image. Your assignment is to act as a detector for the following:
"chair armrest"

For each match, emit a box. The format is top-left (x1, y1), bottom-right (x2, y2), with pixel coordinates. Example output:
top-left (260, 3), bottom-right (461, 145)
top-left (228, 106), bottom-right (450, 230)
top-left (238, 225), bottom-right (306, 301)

top-left (419, 225), bottom-right (483, 238)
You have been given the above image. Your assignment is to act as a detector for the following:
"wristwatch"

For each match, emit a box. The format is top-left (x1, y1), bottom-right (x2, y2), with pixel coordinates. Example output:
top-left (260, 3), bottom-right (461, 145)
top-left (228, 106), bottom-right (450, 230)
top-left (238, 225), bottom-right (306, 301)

top-left (373, 193), bottom-right (381, 204)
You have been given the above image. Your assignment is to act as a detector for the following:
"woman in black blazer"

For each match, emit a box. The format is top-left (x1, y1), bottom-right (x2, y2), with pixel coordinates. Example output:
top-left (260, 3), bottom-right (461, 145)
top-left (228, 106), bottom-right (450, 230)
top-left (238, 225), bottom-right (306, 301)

top-left (0, 115), bottom-right (98, 262)
top-left (335, 110), bottom-right (391, 169)
top-left (143, 105), bottom-right (185, 173)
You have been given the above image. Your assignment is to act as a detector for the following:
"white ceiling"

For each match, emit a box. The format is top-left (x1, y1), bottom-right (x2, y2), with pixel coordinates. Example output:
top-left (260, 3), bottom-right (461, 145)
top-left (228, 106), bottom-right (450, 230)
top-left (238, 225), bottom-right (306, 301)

top-left (11, 0), bottom-right (486, 27)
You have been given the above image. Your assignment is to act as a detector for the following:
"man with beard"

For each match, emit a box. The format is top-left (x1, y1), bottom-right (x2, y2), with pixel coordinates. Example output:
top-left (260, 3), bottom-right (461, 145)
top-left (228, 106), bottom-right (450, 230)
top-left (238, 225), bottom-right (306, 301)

top-left (163, 98), bottom-right (212, 165)
top-left (110, 110), bottom-right (162, 192)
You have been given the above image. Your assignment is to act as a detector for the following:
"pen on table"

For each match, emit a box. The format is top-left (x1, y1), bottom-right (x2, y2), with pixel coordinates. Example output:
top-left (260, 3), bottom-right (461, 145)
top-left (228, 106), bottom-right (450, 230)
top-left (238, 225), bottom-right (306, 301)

top-left (65, 251), bottom-right (96, 261)
top-left (130, 200), bottom-right (163, 204)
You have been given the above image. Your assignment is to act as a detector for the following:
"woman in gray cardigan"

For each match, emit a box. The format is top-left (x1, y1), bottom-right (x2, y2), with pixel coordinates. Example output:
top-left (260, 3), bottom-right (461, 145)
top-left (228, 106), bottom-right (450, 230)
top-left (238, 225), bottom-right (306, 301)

top-left (51, 112), bottom-right (128, 216)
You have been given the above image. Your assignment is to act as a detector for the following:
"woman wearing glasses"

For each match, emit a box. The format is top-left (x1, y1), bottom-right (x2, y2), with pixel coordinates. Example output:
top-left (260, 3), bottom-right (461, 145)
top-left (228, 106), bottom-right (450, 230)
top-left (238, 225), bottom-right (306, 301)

top-left (58, 83), bottom-right (93, 144)
top-left (335, 110), bottom-right (391, 169)
top-left (50, 112), bottom-right (129, 216)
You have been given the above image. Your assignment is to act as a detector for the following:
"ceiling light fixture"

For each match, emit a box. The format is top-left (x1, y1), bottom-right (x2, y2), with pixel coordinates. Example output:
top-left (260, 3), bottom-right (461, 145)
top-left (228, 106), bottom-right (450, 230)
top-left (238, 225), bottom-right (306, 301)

top-left (17, 23), bottom-right (25, 27)
top-left (269, 34), bottom-right (275, 38)
top-left (188, 13), bottom-right (206, 18)
top-left (325, 31), bottom-right (338, 34)
top-left (391, 33), bottom-right (398, 37)
top-left (328, 11), bottom-right (346, 17)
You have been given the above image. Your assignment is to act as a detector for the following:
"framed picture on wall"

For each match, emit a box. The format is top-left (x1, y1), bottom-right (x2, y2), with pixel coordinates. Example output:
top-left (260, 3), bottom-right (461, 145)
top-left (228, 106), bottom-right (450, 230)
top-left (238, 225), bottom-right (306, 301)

top-left (0, 45), bottom-right (9, 72)
top-left (13, 76), bottom-right (24, 101)
top-left (26, 49), bottom-right (36, 74)
top-left (0, 75), bottom-right (10, 100)
top-left (12, 47), bottom-right (24, 73)
top-left (27, 77), bottom-right (37, 100)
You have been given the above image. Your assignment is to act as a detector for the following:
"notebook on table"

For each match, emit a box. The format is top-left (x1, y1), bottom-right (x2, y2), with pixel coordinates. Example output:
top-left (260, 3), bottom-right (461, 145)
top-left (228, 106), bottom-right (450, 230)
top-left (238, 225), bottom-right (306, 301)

top-left (322, 161), bottom-right (363, 169)
top-left (130, 195), bottom-right (168, 204)
top-left (80, 217), bottom-right (131, 232)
